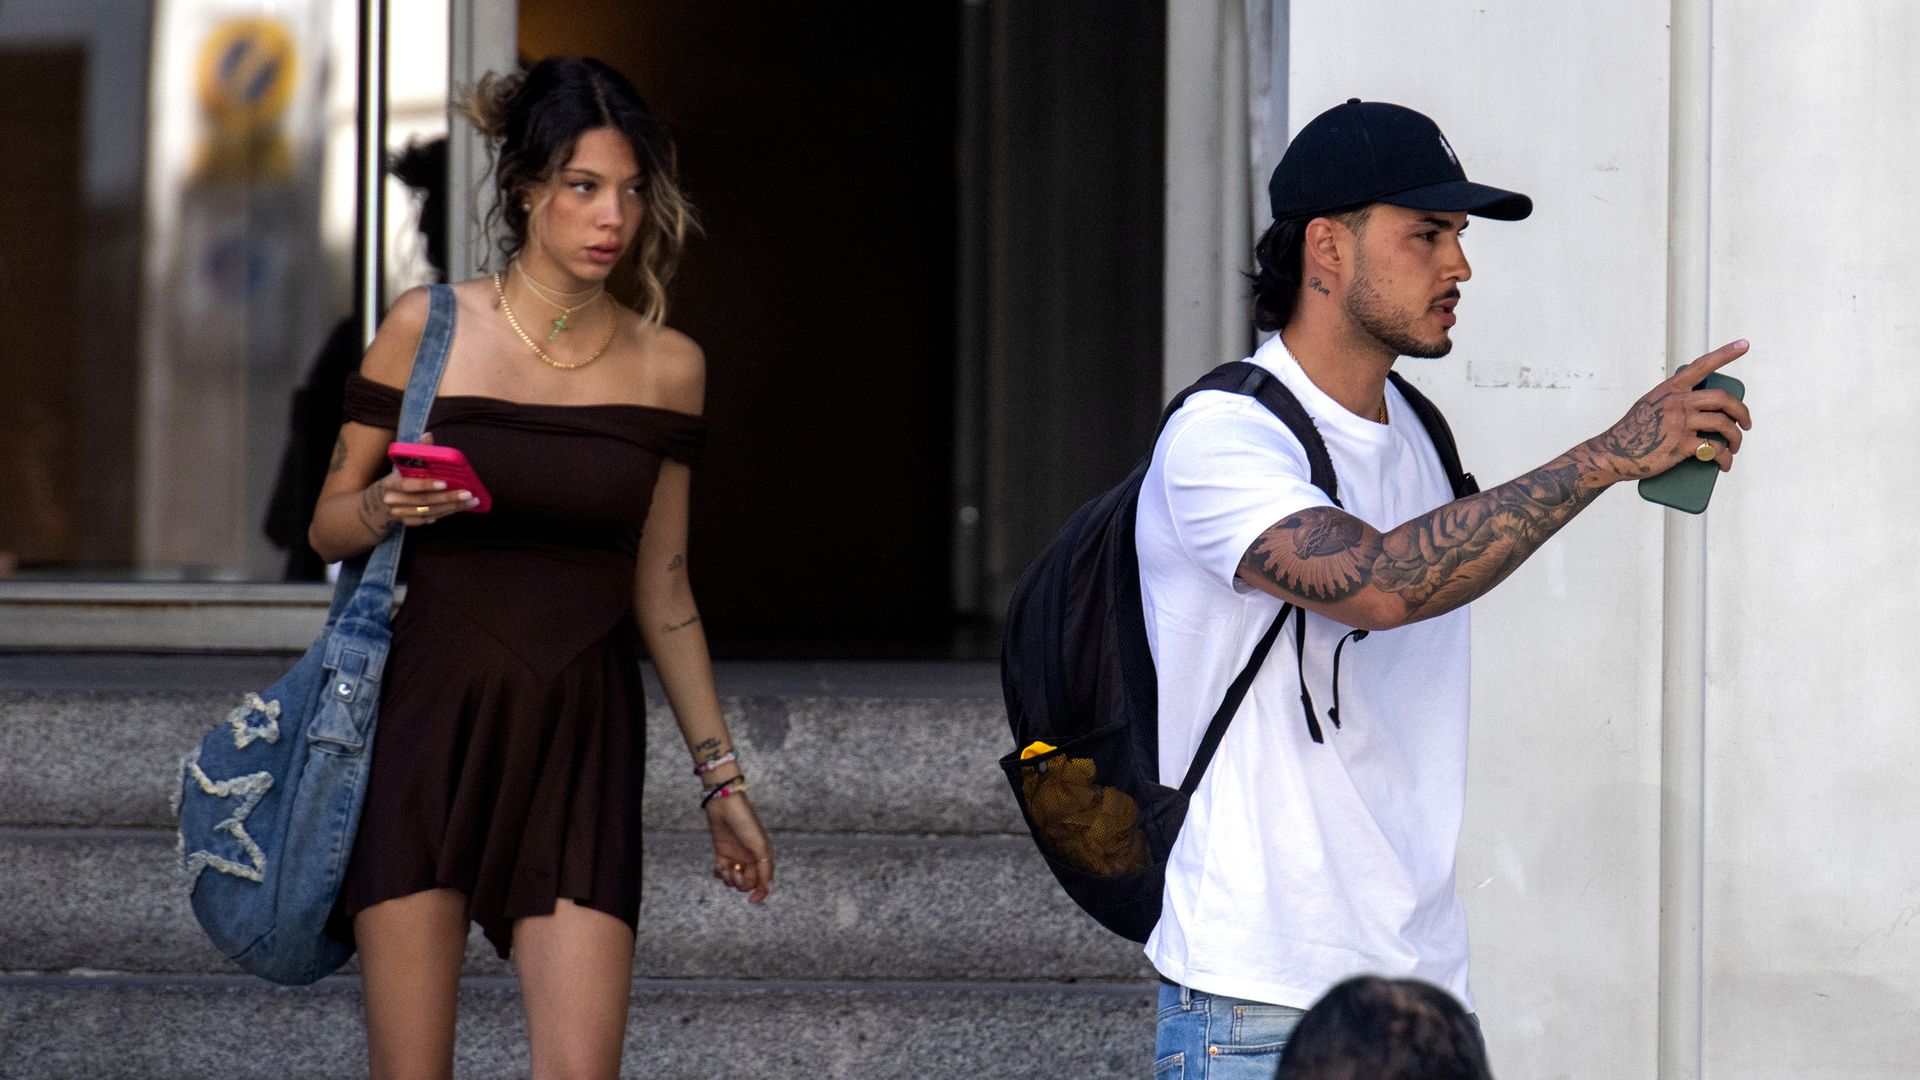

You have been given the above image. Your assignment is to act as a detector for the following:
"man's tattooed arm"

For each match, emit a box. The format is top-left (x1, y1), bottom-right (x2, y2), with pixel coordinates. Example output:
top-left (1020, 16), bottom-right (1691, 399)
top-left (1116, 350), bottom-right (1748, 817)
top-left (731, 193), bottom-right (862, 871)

top-left (1240, 450), bottom-right (1604, 626)
top-left (1237, 343), bottom-right (1754, 628)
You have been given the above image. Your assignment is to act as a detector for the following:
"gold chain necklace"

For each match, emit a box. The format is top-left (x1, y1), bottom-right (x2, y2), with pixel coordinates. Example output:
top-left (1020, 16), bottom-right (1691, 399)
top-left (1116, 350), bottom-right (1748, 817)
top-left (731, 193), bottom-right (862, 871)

top-left (514, 262), bottom-right (605, 342)
top-left (492, 271), bottom-right (618, 370)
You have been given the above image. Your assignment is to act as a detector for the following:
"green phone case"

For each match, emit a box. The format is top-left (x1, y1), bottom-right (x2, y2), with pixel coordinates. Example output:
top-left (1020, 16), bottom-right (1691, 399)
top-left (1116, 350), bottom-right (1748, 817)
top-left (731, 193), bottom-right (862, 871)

top-left (1637, 370), bottom-right (1745, 514)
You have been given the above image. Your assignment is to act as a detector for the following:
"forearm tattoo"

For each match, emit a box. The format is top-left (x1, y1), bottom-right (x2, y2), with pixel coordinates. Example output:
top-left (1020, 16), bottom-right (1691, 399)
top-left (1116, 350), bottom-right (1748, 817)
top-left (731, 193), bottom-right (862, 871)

top-left (1241, 442), bottom-right (1626, 623)
top-left (662, 613), bottom-right (700, 634)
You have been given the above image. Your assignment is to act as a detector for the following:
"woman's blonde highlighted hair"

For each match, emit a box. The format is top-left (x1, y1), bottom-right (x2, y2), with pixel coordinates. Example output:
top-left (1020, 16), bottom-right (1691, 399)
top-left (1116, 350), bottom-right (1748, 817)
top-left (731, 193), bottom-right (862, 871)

top-left (458, 57), bottom-right (695, 325)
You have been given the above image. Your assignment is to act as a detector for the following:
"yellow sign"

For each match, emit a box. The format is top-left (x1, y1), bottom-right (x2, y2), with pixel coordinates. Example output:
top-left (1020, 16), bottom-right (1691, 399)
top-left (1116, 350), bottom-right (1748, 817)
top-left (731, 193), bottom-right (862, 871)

top-left (193, 17), bottom-right (299, 180)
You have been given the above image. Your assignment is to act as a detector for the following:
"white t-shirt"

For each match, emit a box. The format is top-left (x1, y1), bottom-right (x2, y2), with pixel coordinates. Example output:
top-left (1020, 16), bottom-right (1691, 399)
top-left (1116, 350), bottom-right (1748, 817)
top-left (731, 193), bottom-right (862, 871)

top-left (1136, 334), bottom-right (1475, 1011)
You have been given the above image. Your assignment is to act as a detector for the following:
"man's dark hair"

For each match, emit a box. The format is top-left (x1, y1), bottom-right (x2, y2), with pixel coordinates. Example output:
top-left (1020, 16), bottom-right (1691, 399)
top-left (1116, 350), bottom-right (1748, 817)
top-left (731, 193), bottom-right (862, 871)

top-left (1250, 204), bottom-right (1372, 332)
top-left (1275, 975), bottom-right (1494, 1080)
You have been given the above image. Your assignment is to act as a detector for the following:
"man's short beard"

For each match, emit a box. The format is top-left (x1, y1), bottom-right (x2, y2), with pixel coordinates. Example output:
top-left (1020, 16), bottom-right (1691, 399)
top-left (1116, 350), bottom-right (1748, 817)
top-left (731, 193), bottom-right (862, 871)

top-left (1345, 264), bottom-right (1452, 359)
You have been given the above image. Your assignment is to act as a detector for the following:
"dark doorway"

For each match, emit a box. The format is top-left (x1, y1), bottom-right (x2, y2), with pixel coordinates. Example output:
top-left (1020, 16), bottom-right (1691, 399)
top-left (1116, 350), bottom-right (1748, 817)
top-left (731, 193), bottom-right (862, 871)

top-left (517, 2), bottom-right (1165, 658)
top-left (522, 3), bottom-right (961, 656)
top-left (0, 47), bottom-right (140, 573)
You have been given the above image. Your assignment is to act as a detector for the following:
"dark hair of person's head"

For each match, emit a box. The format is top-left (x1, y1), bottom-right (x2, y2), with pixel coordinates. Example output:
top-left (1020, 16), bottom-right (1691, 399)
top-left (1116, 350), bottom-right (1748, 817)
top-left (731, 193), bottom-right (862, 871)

top-left (1274, 975), bottom-right (1494, 1080)
top-left (1250, 204), bottom-right (1373, 333)
top-left (458, 56), bottom-right (695, 324)
top-left (388, 137), bottom-right (448, 280)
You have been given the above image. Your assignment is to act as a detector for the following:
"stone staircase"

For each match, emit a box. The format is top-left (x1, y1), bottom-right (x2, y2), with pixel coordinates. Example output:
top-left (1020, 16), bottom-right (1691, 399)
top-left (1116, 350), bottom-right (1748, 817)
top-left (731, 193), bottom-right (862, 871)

top-left (0, 655), bottom-right (1155, 1079)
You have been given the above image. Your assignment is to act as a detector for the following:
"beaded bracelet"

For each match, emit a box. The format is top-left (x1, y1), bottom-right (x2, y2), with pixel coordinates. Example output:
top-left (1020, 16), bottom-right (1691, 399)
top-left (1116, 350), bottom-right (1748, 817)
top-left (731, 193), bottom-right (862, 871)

top-left (692, 750), bottom-right (738, 776)
top-left (700, 776), bottom-right (748, 809)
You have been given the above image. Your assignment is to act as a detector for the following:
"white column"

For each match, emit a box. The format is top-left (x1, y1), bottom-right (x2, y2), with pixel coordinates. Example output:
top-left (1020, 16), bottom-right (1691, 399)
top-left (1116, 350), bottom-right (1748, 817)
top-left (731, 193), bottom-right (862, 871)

top-left (446, 0), bottom-right (516, 281)
top-left (1658, 3), bottom-right (1711, 1076)
top-left (1701, 3), bottom-right (1920, 1075)
top-left (1162, 0), bottom-right (1252, 397)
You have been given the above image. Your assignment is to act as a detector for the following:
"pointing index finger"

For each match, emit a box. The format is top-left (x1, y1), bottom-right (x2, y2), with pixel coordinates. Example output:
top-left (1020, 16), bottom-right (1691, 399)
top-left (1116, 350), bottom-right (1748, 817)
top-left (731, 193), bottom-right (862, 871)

top-left (1675, 339), bottom-right (1750, 388)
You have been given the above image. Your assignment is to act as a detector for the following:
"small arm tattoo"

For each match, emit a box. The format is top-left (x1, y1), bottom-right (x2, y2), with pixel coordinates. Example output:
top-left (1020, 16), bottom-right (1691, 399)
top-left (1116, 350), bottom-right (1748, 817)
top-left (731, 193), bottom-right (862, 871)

top-left (662, 613), bottom-right (701, 634)
top-left (693, 737), bottom-right (722, 755)
top-left (357, 485), bottom-right (394, 537)
top-left (667, 553), bottom-right (685, 573)
top-left (327, 435), bottom-right (349, 474)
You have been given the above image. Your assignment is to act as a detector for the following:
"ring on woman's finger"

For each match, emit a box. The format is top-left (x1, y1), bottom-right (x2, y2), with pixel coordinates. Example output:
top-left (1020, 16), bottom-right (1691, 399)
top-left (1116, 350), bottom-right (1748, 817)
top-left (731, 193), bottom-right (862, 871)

top-left (1693, 441), bottom-right (1717, 462)
top-left (414, 505), bottom-right (434, 515)
top-left (731, 863), bottom-right (743, 873)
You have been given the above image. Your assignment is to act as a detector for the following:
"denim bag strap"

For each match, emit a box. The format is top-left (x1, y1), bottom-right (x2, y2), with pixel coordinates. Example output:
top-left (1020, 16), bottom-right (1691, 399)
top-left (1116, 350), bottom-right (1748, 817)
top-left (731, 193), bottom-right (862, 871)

top-left (325, 284), bottom-right (457, 627)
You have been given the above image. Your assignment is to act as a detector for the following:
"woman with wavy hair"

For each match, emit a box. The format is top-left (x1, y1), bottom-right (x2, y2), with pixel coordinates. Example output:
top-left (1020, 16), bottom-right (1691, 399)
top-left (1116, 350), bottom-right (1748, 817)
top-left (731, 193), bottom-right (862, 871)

top-left (308, 56), bottom-right (772, 1078)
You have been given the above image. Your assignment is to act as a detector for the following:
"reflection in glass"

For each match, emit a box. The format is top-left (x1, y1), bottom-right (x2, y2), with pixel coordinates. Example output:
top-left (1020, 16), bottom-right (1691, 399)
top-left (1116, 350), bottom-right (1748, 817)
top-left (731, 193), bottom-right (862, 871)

top-left (0, 0), bottom-right (446, 583)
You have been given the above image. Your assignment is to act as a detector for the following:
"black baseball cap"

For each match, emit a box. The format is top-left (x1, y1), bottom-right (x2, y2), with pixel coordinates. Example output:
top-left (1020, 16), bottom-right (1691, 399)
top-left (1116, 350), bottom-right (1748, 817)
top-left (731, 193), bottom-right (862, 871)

top-left (1267, 99), bottom-right (1532, 222)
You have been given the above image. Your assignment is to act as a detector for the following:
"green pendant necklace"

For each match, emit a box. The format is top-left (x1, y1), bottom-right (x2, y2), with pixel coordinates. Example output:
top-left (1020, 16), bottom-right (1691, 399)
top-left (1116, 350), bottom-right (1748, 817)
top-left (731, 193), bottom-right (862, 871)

top-left (512, 262), bottom-right (604, 343)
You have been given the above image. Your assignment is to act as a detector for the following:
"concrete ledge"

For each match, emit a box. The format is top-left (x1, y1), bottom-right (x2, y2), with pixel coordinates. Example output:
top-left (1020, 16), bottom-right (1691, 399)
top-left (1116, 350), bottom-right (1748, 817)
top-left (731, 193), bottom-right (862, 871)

top-left (0, 830), bottom-right (1152, 982)
top-left (0, 976), bottom-right (1155, 1080)
top-left (0, 585), bottom-right (335, 652)
top-left (0, 670), bottom-right (1021, 834)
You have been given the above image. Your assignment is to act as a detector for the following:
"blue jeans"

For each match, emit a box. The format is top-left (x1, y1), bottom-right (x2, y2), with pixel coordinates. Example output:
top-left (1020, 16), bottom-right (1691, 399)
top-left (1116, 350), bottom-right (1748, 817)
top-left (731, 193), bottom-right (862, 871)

top-left (1152, 980), bottom-right (1487, 1078)
top-left (1152, 981), bottom-right (1305, 1079)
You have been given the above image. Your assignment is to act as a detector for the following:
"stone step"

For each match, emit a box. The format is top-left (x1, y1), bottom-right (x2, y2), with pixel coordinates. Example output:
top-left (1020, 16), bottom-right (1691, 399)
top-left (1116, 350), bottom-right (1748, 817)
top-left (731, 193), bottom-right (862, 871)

top-left (0, 828), bottom-right (1152, 982)
top-left (0, 656), bottom-right (1023, 834)
top-left (0, 975), bottom-right (1154, 1080)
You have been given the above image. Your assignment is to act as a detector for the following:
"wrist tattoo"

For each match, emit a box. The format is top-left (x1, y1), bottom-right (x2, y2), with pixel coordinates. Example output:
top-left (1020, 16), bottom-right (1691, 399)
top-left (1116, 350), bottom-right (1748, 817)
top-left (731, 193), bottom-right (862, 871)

top-left (358, 486), bottom-right (394, 537)
top-left (693, 737), bottom-right (722, 757)
top-left (667, 553), bottom-right (685, 573)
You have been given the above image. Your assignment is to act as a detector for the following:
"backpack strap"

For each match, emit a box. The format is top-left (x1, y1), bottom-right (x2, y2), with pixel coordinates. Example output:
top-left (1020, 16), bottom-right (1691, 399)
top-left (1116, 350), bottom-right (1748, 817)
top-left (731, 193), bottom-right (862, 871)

top-left (1161, 361), bottom-right (1341, 784)
top-left (1387, 370), bottom-right (1479, 498)
top-left (1178, 604), bottom-right (1289, 795)
top-left (1159, 362), bottom-right (1341, 506)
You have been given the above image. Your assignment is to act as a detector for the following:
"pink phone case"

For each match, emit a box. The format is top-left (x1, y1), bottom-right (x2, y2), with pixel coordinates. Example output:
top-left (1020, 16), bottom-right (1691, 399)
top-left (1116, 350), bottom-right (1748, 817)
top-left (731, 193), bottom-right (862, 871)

top-left (387, 442), bottom-right (492, 513)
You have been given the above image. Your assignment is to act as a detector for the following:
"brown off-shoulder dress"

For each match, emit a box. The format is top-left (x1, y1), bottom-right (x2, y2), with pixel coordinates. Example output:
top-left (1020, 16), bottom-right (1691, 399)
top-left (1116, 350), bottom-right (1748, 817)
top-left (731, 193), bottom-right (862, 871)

top-left (327, 371), bottom-right (703, 958)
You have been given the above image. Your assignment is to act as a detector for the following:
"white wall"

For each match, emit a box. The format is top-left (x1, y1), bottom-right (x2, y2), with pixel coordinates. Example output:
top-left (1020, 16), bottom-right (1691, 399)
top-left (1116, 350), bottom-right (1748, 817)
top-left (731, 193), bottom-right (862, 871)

top-left (1703, 5), bottom-right (1920, 1076)
top-left (1170, 1), bottom-right (1920, 1076)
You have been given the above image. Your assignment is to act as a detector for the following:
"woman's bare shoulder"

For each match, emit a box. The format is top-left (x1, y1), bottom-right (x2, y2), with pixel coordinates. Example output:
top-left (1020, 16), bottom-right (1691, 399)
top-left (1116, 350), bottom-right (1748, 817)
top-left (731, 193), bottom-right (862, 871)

top-left (357, 286), bottom-right (435, 389)
top-left (635, 322), bottom-right (706, 415)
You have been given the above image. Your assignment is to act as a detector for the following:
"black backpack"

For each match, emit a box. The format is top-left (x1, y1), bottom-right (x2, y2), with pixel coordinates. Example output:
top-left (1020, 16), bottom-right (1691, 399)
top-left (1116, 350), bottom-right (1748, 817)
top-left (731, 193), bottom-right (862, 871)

top-left (998, 361), bottom-right (1478, 942)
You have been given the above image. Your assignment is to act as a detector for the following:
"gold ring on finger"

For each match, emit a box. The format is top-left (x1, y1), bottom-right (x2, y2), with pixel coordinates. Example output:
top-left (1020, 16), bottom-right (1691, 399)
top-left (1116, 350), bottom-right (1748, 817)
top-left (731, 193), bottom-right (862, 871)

top-left (414, 505), bottom-right (433, 515)
top-left (1693, 441), bottom-right (1716, 462)
top-left (731, 863), bottom-right (743, 873)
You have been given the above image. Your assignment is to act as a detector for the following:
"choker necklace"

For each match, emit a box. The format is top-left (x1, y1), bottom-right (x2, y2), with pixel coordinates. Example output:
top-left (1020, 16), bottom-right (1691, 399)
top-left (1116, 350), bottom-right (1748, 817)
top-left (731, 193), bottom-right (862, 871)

top-left (493, 271), bottom-right (618, 370)
top-left (513, 262), bottom-right (605, 343)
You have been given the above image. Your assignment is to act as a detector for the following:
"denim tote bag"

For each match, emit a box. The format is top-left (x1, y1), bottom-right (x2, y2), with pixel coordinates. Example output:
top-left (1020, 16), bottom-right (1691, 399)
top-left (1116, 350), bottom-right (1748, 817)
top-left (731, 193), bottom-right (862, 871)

top-left (175, 284), bottom-right (456, 985)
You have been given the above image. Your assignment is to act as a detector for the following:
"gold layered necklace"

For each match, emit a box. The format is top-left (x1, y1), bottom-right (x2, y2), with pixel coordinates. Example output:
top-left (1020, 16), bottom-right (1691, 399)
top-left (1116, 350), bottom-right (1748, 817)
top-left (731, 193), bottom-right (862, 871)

top-left (514, 261), bottom-right (605, 342)
top-left (493, 270), bottom-right (619, 370)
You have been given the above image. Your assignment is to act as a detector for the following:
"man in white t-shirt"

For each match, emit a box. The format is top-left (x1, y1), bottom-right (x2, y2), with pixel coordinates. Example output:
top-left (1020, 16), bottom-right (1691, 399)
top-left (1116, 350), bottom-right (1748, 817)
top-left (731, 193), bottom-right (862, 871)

top-left (1141, 99), bottom-right (1754, 1074)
